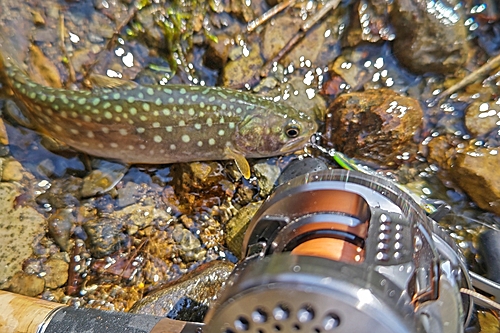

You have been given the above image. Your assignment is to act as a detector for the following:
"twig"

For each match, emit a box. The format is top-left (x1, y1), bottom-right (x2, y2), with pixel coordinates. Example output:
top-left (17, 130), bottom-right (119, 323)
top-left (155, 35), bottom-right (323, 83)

top-left (58, 13), bottom-right (77, 85)
top-left (429, 52), bottom-right (500, 106)
top-left (260, 0), bottom-right (341, 78)
top-left (83, 4), bottom-right (139, 80)
top-left (247, 0), bottom-right (297, 32)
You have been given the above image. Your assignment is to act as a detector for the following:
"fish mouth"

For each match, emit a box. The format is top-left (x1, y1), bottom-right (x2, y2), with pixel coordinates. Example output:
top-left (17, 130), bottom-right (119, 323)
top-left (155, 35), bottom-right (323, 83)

top-left (279, 135), bottom-right (312, 154)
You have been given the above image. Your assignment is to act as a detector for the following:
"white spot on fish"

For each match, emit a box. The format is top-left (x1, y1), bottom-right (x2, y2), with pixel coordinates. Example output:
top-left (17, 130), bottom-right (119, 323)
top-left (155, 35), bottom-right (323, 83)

top-left (166, 126), bottom-right (173, 132)
top-left (154, 135), bottom-right (162, 143)
top-left (208, 138), bottom-right (215, 145)
top-left (182, 135), bottom-right (190, 143)
top-left (110, 142), bottom-right (119, 148)
top-left (218, 129), bottom-right (225, 136)
top-left (170, 144), bottom-right (176, 150)
top-left (137, 127), bottom-right (145, 133)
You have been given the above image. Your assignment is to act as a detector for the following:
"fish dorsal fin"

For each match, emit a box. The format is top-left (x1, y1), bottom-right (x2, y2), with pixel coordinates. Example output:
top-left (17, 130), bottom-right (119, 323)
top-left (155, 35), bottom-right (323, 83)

top-left (224, 146), bottom-right (251, 179)
top-left (88, 73), bottom-right (139, 90)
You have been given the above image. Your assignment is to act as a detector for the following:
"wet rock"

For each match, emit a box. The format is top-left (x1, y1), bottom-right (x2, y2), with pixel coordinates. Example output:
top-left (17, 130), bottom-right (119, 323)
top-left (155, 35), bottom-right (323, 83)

top-left (325, 89), bottom-right (423, 166)
top-left (36, 176), bottom-right (83, 209)
top-left (0, 183), bottom-right (46, 283)
top-left (390, 0), bottom-right (468, 74)
top-left (203, 34), bottom-right (233, 70)
top-left (464, 101), bottom-right (500, 138)
top-left (225, 201), bottom-right (263, 259)
top-left (116, 182), bottom-right (143, 208)
top-left (222, 42), bottom-right (263, 88)
top-left (262, 15), bottom-right (325, 65)
top-left (2, 159), bottom-right (24, 181)
top-left (172, 224), bottom-right (206, 262)
top-left (115, 203), bottom-right (174, 235)
top-left (83, 217), bottom-right (124, 258)
top-left (48, 208), bottom-right (76, 252)
top-left (283, 77), bottom-right (327, 121)
top-left (253, 163), bottom-right (281, 197)
top-left (255, 76), bottom-right (327, 121)
top-left (81, 160), bottom-right (127, 198)
top-left (1, 271), bottom-right (45, 297)
top-left (170, 162), bottom-right (229, 214)
top-left (43, 258), bottom-right (69, 289)
top-left (449, 146), bottom-right (500, 215)
top-left (129, 260), bottom-right (234, 320)
top-left (424, 135), bottom-right (456, 171)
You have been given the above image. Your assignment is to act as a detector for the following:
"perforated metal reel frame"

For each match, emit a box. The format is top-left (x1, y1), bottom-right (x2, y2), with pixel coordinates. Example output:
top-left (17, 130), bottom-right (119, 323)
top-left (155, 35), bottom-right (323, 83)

top-left (204, 170), bottom-right (472, 333)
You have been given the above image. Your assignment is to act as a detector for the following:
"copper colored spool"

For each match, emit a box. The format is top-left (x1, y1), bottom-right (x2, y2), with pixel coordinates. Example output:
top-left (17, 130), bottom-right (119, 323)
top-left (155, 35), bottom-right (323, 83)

top-left (291, 238), bottom-right (364, 263)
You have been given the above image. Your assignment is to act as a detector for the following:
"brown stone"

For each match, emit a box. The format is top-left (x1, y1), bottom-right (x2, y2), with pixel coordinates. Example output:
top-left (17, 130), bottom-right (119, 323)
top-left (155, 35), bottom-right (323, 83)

top-left (450, 146), bottom-right (500, 215)
top-left (324, 89), bottom-right (423, 167)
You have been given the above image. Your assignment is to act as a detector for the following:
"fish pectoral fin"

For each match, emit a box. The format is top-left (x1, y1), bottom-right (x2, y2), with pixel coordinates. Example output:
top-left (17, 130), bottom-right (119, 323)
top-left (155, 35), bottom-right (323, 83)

top-left (224, 146), bottom-right (251, 179)
top-left (88, 74), bottom-right (139, 90)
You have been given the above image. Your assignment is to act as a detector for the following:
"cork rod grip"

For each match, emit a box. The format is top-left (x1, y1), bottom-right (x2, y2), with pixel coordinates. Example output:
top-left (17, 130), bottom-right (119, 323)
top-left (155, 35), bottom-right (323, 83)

top-left (0, 290), bottom-right (193, 333)
top-left (0, 290), bottom-right (64, 333)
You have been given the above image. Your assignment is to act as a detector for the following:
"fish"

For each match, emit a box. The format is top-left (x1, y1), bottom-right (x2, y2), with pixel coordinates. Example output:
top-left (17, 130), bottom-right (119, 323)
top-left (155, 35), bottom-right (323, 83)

top-left (0, 44), bottom-right (317, 178)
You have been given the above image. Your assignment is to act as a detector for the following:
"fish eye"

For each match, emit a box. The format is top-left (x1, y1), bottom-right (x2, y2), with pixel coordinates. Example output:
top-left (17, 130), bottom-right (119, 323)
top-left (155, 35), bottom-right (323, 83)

top-left (285, 124), bottom-right (300, 138)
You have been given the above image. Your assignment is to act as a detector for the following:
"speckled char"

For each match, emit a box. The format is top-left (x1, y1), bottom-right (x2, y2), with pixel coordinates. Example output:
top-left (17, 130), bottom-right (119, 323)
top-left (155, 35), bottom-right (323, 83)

top-left (1, 58), bottom-right (317, 166)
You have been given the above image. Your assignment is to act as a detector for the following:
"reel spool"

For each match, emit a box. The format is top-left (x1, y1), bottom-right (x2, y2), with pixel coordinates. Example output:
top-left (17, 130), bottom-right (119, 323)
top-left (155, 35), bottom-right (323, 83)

top-left (204, 169), bottom-right (473, 333)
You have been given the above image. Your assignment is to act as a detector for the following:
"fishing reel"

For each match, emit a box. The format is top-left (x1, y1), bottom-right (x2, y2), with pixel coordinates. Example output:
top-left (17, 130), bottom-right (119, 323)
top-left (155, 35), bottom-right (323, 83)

top-left (204, 166), bottom-right (474, 333)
